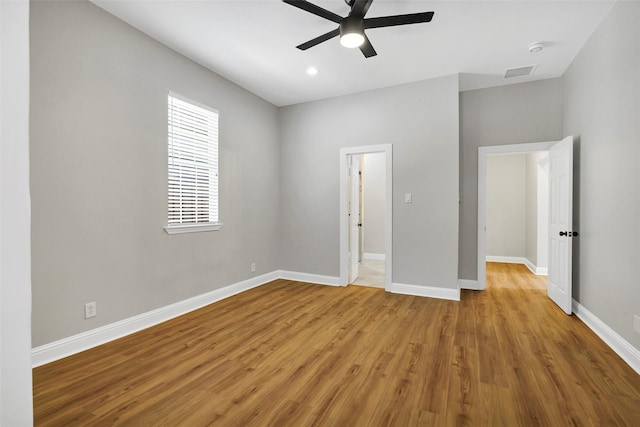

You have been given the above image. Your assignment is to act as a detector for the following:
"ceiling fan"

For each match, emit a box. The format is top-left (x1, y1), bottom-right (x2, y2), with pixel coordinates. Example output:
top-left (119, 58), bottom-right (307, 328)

top-left (282, 0), bottom-right (435, 58)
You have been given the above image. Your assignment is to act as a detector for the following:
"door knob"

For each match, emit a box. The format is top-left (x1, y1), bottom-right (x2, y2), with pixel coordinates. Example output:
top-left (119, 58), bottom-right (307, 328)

top-left (572, 231), bottom-right (579, 237)
top-left (559, 231), bottom-right (568, 236)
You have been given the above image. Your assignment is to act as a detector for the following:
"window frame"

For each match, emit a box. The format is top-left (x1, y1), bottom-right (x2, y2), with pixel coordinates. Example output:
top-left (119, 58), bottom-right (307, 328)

top-left (164, 92), bottom-right (222, 235)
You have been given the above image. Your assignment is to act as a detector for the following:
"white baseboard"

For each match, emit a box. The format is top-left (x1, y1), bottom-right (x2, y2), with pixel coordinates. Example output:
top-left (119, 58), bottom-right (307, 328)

top-left (34, 269), bottom-right (461, 367)
top-left (363, 253), bottom-right (385, 261)
top-left (277, 270), bottom-right (341, 287)
top-left (486, 255), bottom-right (527, 264)
top-left (32, 271), bottom-right (280, 367)
top-left (535, 266), bottom-right (548, 275)
top-left (388, 282), bottom-right (460, 301)
top-left (572, 299), bottom-right (640, 375)
top-left (522, 258), bottom-right (548, 276)
top-left (458, 279), bottom-right (481, 290)
top-left (487, 256), bottom-right (547, 276)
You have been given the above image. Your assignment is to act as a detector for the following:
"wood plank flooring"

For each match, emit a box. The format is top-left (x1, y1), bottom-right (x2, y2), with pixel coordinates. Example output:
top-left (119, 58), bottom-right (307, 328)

top-left (33, 263), bottom-right (640, 426)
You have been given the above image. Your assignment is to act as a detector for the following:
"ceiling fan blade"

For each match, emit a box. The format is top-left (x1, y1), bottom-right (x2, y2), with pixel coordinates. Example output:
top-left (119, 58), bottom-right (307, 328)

top-left (364, 11), bottom-right (434, 29)
top-left (359, 35), bottom-right (377, 58)
top-left (282, 0), bottom-right (343, 24)
top-left (296, 28), bottom-right (340, 50)
top-left (349, 0), bottom-right (373, 18)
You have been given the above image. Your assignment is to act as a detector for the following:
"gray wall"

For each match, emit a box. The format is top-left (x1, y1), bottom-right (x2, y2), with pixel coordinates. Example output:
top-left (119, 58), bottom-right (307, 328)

top-left (486, 154), bottom-right (526, 258)
top-left (363, 152), bottom-right (385, 255)
top-left (459, 78), bottom-right (564, 280)
top-left (563, 0), bottom-right (640, 348)
top-left (525, 152), bottom-right (549, 268)
top-left (525, 153), bottom-right (539, 265)
top-left (30, 1), bottom-right (280, 346)
top-left (279, 75), bottom-right (460, 289)
top-left (1, 0), bottom-right (33, 423)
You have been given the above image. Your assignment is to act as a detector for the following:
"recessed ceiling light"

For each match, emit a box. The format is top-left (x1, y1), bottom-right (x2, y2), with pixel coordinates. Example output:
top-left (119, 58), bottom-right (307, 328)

top-left (528, 42), bottom-right (544, 53)
top-left (306, 67), bottom-right (318, 76)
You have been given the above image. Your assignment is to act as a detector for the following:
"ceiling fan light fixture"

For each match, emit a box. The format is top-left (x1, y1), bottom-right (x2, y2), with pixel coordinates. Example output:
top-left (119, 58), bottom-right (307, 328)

top-left (340, 32), bottom-right (365, 48)
top-left (339, 17), bottom-right (364, 48)
top-left (283, 0), bottom-right (435, 58)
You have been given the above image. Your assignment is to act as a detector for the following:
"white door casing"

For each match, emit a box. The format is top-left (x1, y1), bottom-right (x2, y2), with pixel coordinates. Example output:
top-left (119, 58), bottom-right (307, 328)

top-left (547, 136), bottom-right (574, 314)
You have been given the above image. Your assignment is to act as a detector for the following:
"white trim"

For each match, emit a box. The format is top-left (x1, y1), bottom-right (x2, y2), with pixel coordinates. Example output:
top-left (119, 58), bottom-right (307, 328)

top-left (535, 267), bottom-right (548, 275)
top-left (168, 90), bottom-right (219, 115)
top-left (277, 270), bottom-right (341, 287)
top-left (524, 258), bottom-right (547, 276)
top-left (340, 144), bottom-right (392, 289)
top-left (477, 141), bottom-right (556, 290)
top-left (486, 255), bottom-right (528, 264)
top-left (164, 222), bottom-right (223, 234)
top-left (363, 253), bottom-right (385, 261)
top-left (388, 282), bottom-right (460, 301)
top-left (458, 279), bottom-right (480, 290)
top-left (485, 256), bottom-right (547, 276)
top-left (572, 300), bottom-right (640, 375)
top-left (31, 271), bottom-right (278, 367)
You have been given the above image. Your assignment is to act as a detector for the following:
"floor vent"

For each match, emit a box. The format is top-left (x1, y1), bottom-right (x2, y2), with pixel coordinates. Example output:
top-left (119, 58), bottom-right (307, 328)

top-left (504, 65), bottom-right (537, 78)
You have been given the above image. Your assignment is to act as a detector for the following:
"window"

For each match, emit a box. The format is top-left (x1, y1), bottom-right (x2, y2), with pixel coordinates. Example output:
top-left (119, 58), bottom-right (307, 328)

top-left (165, 93), bottom-right (221, 234)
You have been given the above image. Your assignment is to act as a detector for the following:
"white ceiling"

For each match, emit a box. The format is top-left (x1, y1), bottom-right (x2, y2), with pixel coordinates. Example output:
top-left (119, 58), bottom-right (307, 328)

top-left (91, 0), bottom-right (615, 106)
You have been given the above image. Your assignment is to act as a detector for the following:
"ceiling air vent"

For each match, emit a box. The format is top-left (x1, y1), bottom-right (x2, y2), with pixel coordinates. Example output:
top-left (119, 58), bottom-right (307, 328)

top-left (504, 65), bottom-right (537, 78)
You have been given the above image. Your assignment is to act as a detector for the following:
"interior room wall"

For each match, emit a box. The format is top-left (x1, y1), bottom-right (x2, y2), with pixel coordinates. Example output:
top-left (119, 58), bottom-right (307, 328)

top-left (279, 75), bottom-right (460, 289)
top-left (362, 152), bottom-right (385, 257)
top-left (459, 78), bottom-right (564, 280)
top-left (562, 0), bottom-right (640, 349)
top-left (525, 152), bottom-right (549, 269)
top-left (30, 0), bottom-right (280, 347)
top-left (525, 153), bottom-right (538, 265)
top-left (0, 0), bottom-right (34, 423)
top-left (536, 154), bottom-right (549, 270)
top-left (486, 154), bottom-right (527, 258)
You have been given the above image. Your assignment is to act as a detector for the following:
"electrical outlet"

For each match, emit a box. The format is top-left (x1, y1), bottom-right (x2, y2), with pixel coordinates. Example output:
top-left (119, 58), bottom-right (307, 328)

top-left (85, 302), bottom-right (96, 319)
top-left (634, 314), bottom-right (640, 334)
top-left (251, 262), bottom-right (256, 273)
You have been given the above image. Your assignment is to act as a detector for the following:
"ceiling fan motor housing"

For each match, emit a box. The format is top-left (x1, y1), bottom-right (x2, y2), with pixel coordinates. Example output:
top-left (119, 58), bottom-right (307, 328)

top-left (340, 16), bottom-right (365, 47)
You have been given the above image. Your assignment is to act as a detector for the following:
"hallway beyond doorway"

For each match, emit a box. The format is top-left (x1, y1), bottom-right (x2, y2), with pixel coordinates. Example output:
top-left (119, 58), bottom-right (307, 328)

top-left (351, 258), bottom-right (385, 288)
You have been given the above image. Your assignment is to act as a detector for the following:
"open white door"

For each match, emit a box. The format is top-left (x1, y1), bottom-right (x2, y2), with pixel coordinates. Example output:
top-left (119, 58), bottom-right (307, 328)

top-left (348, 155), bottom-right (361, 283)
top-left (548, 136), bottom-right (574, 314)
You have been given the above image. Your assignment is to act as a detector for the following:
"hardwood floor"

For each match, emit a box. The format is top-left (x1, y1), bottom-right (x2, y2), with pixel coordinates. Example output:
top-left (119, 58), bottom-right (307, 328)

top-left (33, 263), bottom-right (640, 426)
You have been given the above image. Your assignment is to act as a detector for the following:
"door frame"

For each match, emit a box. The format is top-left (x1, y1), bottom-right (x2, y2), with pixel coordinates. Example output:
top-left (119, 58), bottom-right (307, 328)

top-left (476, 141), bottom-right (555, 290)
top-left (340, 144), bottom-right (393, 288)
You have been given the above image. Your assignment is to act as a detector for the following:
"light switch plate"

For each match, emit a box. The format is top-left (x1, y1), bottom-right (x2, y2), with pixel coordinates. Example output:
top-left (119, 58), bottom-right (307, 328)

top-left (404, 193), bottom-right (412, 204)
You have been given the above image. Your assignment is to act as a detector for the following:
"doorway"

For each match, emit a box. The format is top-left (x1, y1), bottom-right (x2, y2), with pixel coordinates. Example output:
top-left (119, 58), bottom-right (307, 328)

top-left (477, 136), bottom-right (575, 316)
top-left (477, 141), bottom-right (556, 290)
top-left (348, 152), bottom-right (386, 288)
top-left (340, 144), bottom-right (392, 289)
top-left (485, 151), bottom-right (549, 275)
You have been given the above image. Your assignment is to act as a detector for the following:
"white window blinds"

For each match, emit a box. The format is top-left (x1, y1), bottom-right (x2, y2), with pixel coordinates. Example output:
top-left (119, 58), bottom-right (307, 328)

top-left (167, 93), bottom-right (219, 227)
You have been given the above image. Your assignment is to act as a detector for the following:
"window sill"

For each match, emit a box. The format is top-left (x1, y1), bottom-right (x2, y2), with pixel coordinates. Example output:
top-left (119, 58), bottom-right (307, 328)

top-left (164, 223), bottom-right (223, 235)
